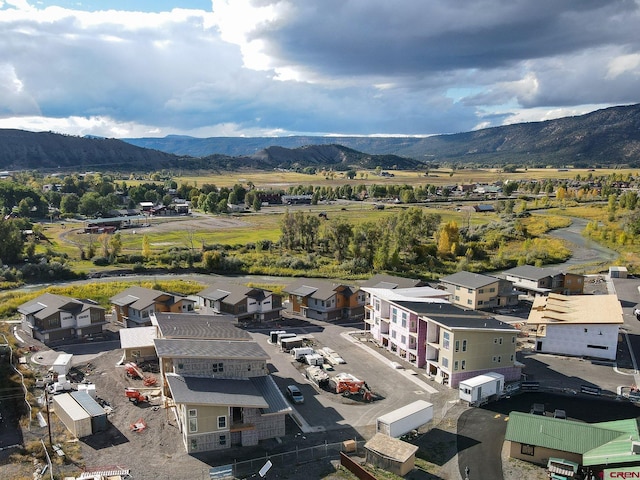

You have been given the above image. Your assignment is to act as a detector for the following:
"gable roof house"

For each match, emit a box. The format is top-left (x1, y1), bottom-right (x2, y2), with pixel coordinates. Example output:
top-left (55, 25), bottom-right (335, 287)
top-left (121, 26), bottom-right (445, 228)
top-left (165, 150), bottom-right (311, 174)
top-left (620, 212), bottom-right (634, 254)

top-left (110, 286), bottom-right (195, 328)
top-left (18, 293), bottom-right (106, 345)
top-left (502, 265), bottom-right (584, 297)
top-left (439, 271), bottom-right (519, 311)
top-left (526, 293), bottom-right (623, 360)
top-left (283, 279), bottom-right (365, 322)
top-left (197, 282), bottom-right (283, 323)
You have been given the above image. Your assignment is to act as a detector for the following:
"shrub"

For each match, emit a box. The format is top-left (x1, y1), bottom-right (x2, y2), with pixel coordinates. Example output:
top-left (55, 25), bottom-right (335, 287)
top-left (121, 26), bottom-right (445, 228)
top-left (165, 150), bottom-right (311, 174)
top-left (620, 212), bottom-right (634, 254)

top-left (93, 257), bottom-right (109, 266)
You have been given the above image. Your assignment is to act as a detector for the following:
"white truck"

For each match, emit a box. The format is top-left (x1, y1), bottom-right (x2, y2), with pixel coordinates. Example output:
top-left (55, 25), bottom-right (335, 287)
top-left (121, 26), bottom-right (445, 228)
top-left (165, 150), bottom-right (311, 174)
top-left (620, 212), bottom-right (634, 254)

top-left (458, 372), bottom-right (504, 406)
top-left (291, 347), bottom-right (315, 361)
top-left (376, 400), bottom-right (434, 438)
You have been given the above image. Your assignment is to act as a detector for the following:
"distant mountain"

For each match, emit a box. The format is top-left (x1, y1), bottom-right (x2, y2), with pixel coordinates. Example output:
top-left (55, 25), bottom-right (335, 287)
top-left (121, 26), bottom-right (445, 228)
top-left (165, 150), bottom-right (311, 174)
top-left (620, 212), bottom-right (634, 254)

top-left (125, 103), bottom-right (640, 167)
top-left (0, 129), bottom-right (184, 172)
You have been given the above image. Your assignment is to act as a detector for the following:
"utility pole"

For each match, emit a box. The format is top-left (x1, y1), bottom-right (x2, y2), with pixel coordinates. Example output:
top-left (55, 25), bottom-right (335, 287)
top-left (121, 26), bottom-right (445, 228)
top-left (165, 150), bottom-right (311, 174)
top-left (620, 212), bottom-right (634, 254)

top-left (44, 388), bottom-right (52, 446)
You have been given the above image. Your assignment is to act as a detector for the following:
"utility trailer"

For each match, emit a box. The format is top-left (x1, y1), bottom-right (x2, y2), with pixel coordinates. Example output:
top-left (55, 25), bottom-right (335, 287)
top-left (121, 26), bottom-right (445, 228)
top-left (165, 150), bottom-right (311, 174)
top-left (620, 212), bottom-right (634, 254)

top-left (458, 372), bottom-right (504, 406)
top-left (291, 347), bottom-right (315, 361)
top-left (376, 400), bottom-right (433, 438)
top-left (280, 336), bottom-right (304, 352)
top-left (51, 353), bottom-right (73, 376)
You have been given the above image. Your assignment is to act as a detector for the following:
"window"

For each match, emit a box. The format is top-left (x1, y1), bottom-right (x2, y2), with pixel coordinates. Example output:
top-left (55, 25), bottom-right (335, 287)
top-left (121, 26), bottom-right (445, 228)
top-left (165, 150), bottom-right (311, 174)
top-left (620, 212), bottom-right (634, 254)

top-left (512, 336), bottom-right (516, 343)
top-left (468, 288), bottom-right (473, 294)
top-left (49, 316), bottom-right (61, 328)
top-left (443, 332), bottom-right (450, 350)
top-left (188, 409), bottom-right (197, 417)
top-left (455, 295), bottom-right (460, 301)
top-left (218, 416), bottom-right (226, 429)
top-left (392, 310), bottom-right (397, 323)
top-left (510, 354), bottom-right (514, 362)
top-left (455, 285), bottom-right (460, 291)
top-left (497, 356), bottom-right (501, 363)
top-left (492, 356), bottom-right (497, 362)
top-left (499, 337), bottom-right (503, 345)
top-left (584, 328), bottom-right (588, 333)
top-left (489, 287), bottom-right (495, 293)
top-left (461, 360), bottom-right (466, 370)
top-left (374, 300), bottom-right (380, 311)
top-left (521, 444), bottom-right (535, 456)
top-left (478, 300), bottom-right (483, 305)
top-left (442, 357), bottom-right (449, 368)
top-left (467, 299), bottom-right (472, 305)
top-left (462, 340), bottom-right (467, 352)
top-left (478, 288), bottom-right (484, 294)
top-left (391, 330), bottom-right (397, 339)
top-left (189, 418), bottom-right (197, 433)
top-left (212, 362), bottom-right (224, 373)
top-left (401, 335), bottom-right (406, 345)
top-left (455, 340), bottom-right (460, 352)
top-left (191, 439), bottom-right (198, 450)
top-left (494, 338), bottom-right (498, 344)
top-left (219, 434), bottom-right (227, 446)
top-left (587, 344), bottom-right (609, 350)
top-left (401, 312), bottom-right (407, 328)
top-left (454, 361), bottom-right (459, 371)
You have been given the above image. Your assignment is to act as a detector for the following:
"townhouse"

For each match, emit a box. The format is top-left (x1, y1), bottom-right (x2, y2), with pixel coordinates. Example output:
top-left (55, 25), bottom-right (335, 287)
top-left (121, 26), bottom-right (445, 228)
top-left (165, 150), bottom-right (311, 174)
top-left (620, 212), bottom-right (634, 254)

top-left (18, 293), bottom-right (107, 345)
top-left (502, 265), bottom-right (584, 297)
top-left (439, 271), bottom-right (519, 311)
top-left (110, 286), bottom-right (196, 328)
top-left (197, 282), bottom-right (283, 323)
top-left (283, 278), bottom-right (365, 322)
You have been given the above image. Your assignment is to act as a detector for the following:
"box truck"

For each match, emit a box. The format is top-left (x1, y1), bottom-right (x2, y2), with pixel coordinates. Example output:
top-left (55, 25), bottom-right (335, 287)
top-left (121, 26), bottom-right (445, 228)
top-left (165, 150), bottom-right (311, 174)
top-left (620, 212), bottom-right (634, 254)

top-left (376, 400), bottom-right (433, 438)
top-left (291, 347), bottom-right (315, 361)
top-left (458, 372), bottom-right (504, 406)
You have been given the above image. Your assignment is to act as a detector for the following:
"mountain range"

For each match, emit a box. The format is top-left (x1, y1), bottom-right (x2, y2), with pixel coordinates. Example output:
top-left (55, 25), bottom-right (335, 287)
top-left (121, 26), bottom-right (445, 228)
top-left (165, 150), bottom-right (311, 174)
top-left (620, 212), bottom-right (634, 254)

top-left (1, 103), bottom-right (639, 172)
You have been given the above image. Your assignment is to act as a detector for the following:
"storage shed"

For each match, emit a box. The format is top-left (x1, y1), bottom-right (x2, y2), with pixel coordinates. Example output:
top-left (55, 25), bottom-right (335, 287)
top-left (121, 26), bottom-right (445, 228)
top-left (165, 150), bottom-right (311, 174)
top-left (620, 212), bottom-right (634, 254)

top-left (71, 391), bottom-right (107, 432)
top-left (364, 433), bottom-right (419, 476)
top-left (609, 266), bottom-right (628, 278)
top-left (53, 393), bottom-right (92, 438)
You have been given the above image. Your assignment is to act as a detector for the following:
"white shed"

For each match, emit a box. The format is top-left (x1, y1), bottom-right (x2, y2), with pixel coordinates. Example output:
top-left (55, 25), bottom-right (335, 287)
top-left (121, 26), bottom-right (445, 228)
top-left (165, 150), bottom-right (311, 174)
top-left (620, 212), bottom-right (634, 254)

top-left (51, 353), bottom-right (73, 376)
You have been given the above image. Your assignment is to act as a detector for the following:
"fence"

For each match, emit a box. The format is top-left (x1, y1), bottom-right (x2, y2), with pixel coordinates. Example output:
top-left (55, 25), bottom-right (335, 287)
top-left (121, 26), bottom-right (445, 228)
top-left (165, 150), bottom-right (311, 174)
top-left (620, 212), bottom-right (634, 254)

top-left (226, 440), bottom-right (366, 478)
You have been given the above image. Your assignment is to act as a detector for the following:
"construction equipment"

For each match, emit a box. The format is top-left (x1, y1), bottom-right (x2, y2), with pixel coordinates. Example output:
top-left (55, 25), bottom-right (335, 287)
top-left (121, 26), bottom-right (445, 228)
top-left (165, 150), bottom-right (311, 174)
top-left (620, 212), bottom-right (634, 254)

top-left (125, 362), bottom-right (157, 386)
top-left (125, 388), bottom-right (148, 406)
top-left (329, 373), bottom-right (369, 397)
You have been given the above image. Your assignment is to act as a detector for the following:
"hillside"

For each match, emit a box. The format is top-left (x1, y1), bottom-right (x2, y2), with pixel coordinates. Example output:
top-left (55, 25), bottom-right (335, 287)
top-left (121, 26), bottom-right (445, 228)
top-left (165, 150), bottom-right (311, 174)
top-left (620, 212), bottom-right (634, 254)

top-left (0, 129), bottom-right (189, 172)
top-left (125, 103), bottom-right (640, 167)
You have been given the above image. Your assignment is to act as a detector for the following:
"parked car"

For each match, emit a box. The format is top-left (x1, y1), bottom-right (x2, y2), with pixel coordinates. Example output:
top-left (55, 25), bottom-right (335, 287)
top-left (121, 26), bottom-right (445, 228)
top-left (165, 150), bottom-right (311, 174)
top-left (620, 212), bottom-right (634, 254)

top-left (286, 385), bottom-right (304, 404)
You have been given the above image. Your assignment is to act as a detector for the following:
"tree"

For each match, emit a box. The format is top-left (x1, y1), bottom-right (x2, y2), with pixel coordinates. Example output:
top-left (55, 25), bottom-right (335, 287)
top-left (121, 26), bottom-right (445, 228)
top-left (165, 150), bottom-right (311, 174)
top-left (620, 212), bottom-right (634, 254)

top-left (108, 232), bottom-right (122, 263)
top-left (0, 219), bottom-right (24, 264)
top-left (252, 196), bottom-right (262, 212)
top-left (142, 234), bottom-right (151, 259)
top-left (436, 221), bottom-right (460, 257)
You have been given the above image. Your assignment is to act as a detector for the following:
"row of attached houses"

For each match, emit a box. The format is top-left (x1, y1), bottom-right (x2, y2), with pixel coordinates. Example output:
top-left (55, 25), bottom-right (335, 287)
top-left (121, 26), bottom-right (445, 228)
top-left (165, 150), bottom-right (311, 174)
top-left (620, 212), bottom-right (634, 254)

top-left (362, 286), bottom-right (522, 387)
top-left (282, 278), bottom-right (366, 321)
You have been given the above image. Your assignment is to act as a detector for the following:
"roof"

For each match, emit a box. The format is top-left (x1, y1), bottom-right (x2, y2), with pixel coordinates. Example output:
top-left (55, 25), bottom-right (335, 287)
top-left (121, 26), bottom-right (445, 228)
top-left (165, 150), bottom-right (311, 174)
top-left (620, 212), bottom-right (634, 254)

top-left (70, 391), bottom-right (107, 417)
top-left (459, 372), bottom-right (504, 388)
top-left (165, 374), bottom-right (269, 408)
top-left (582, 419), bottom-right (640, 466)
top-left (505, 412), bottom-right (625, 454)
top-left (393, 301), bottom-right (517, 331)
top-left (360, 274), bottom-right (423, 289)
top-left (250, 375), bottom-right (292, 414)
top-left (439, 271), bottom-right (501, 289)
top-left (198, 282), bottom-right (271, 305)
top-left (365, 433), bottom-right (419, 463)
top-left (18, 293), bottom-right (104, 319)
top-left (119, 326), bottom-right (157, 349)
top-left (502, 265), bottom-right (562, 281)
top-left (527, 293), bottom-right (624, 326)
top-left (153, 313), bottom-right (250, 340)
top-left (110, 286), bottom-right (169, 310)
top-left (154, 338), bottom-right (269, 360)
top-left (284, 278), bottom-right (355, 301)
top-left (362, 286), bottom-right (450, 303)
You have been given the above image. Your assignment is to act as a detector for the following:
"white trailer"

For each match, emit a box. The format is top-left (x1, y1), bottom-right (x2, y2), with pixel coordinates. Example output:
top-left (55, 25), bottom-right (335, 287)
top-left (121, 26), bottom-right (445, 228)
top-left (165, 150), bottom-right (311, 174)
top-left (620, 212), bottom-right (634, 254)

top-left (291, 347), bottom-right (315, 361)
top-left (304, 353), bottom-right (324, 366)
top-left (51, 353), bottom-right (73, 376)
top-left (376, 400), bottom-right (433, 438)
top-left (276, 332), bottom-right (297, 345)
top-left (458, 372), bottom-right (504, 406)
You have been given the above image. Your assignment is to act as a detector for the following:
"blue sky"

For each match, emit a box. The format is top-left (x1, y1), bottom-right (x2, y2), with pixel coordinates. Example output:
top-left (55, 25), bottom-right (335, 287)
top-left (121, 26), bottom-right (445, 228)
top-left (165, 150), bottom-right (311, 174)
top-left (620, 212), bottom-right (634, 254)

top-left (1, 0), bottom-right (639, 139)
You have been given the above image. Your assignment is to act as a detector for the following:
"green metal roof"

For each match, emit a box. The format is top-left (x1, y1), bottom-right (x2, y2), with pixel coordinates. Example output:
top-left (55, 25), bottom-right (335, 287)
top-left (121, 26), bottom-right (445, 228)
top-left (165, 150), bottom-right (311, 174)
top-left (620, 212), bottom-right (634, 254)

top-left (505, 412), bottom-right (625, 454)
top-left (582, 419), bottom-right (640, 467)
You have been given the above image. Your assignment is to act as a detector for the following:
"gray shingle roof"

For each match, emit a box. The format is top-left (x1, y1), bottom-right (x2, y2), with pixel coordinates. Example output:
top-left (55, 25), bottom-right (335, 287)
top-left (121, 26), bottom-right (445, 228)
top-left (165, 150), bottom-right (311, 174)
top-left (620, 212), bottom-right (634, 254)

top-left (110, 286), bottom-right (169, 310)
top-left (439, 271), bottom-right (500, 289)
top-left (360, 274), bottom-right (423, 289)
top-left (503, 265), bottom-right (561, 281)
top-left (18, 293), bottom-right (104, 319)
top-left (394, 301), bottom-right (516, 331)
top-left (154, 313), bottom-right (249, 340)
top-left (198, 282), bottom-right (270, 306)
top-left (165, 374), bottom-right (269, 408)
top-left (154, 338), bottom-right (269, 360)
top-left (284, 278), bottom-right (355, 301)
top-left (250, 375), bottom-right (291, 414)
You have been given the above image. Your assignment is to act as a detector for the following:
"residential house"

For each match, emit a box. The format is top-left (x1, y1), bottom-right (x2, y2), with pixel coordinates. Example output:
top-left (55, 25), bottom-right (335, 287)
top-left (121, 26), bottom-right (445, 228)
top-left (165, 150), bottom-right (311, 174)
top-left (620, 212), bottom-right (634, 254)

top-left (505, 412), bottom-right (640, 473)
top-left (18, 293), bottom-right (107, 345)
top-left (526, 293), bottom-right (623, 360)
top-left (110, 286), bottom-right (196, 328)
top-left (439, 271), bottom-right (519, 311)
top-left (502, 265), bottom-right (584, 297)
top-left (361, 287), bottom-right (520, 386)
top-left (197, 282), bottom-right (283, 322)
top-left (118, 312), bottom-right (248, 364)
top-left (359, 274), bottom-right (425, 290)
top-left (156, 334), bottom-right (288, 453)
top-left (283, 279), bottom-right (365, 322)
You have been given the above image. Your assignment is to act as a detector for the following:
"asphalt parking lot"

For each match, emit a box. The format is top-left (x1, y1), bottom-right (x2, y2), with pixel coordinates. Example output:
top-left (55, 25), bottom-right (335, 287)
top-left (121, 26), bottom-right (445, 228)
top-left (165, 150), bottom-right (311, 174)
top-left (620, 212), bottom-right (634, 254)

top-left (248, 318), bottom-right (456, 437)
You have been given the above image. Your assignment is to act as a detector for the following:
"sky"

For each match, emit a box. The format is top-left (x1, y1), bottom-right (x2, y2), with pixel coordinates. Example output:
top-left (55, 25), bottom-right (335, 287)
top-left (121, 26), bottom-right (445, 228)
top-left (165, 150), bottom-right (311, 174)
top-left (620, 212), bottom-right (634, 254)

top-left (0, 0), bottom-right (639, 139)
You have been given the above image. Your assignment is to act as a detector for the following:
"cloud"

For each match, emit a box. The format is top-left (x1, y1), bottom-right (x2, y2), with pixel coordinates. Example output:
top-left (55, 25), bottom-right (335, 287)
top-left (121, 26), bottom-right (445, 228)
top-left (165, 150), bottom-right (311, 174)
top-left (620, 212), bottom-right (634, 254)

top-left (0, 0), bottom-right (639, 138)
